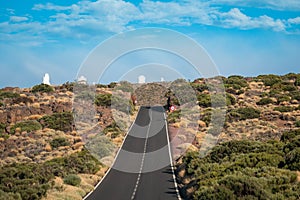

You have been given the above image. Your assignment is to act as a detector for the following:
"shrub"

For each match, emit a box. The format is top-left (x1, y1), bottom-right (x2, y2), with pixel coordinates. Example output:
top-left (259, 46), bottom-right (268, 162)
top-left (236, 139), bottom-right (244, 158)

top-left (168, 110), bottom-right (181, 123)
top-left (295, 76), bottom-right (300, 86)
top-left (10, 120), bottom-right (42, 134)
top-left (111, 95), bottom-right (134, 114)
top-left (180, 139), bottom-right (300, 200)
top-left (257, 98), bottom-right (273, 105)
top-left (198, 93), bottom-right (236, 108)
top-left (276, 95), bottom-right (291, 104)
top-left (95, 84), bottom-right (108, 88)
top-left (282, 84), bottom-right (297, 92)
top-left (197, 93), bottom-right (211, 107)
top-left (31, 84), bottom-right (54, 93)
top-left (108, 82), bottom-right (117, 88)
top-left (115, 81), bottom-right (133, 93)
top-left (0, 123), bottom-right (5, 133)
top-left (63, 174), bottom-right (81, 186)
top-left (50, 137), bottom-right (70, 149)
top-left (40, 112), bottom-right (74, 132)
top-left (0, 101), bottom-right (3, 107)
top-left (290, 91), bottom-right (300, 101)
top-left (224, 75), bottom-right (248, 88)
top-left (190, 83), bottom-right (209, 92)
top-left (0, 190), bottom-right (21, 200)
top-left (0, 91), bottom-right (20, 99)
top-left (95, 93), bottom-right (112, 107)
top-left (229, 107), bottom-right (261, 121)
top-left (273, 106), bottom-right (294, 113)
top-left (61, 82), bottom-right (74, 92)
top-left (284, 147), bottom-right (300, 171)
top-left (103, 121), bottom-right (122, 139)
top-left (258, 74), bottom-right (282, 87)
top-left (281, 129), bottom-right (300, 142)
top-left (0, 150), bottom-right (100, 199)
top-left (85, 135), bottom-right (116, 161)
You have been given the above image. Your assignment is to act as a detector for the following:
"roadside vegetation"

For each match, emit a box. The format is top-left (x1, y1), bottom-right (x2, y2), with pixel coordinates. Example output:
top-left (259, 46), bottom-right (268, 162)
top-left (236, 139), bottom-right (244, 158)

top-left (0, 149), bottom-right (101, 200)
top-left (178, 129), bottom-right (300, 199)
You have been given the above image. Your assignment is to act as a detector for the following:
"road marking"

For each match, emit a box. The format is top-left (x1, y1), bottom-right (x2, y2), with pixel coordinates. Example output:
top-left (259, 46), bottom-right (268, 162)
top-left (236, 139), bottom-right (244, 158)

top-left (130, 108), bottom-right (152, 200)
top-left (83, 107), bottom-right (141, 200)
top-left (164, 112), bottom-right (182, 200)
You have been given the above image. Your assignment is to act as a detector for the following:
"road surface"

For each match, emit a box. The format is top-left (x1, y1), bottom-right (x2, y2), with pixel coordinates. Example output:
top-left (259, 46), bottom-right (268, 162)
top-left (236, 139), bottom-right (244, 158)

top-left (84, 106), bottom-right (180, 200)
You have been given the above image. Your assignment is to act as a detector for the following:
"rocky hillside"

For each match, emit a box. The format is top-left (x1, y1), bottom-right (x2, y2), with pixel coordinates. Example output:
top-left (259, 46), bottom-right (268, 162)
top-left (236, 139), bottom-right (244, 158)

top-left (166, 73), bottom-right (300, 200)
top-left (0, 73), bottom-right (299, 199)
top-left (0, 82), bottom-right (136, 199)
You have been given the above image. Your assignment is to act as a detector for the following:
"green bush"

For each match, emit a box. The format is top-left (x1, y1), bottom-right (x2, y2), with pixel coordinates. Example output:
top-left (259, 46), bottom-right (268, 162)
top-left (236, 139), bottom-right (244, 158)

top-left (256, 98), bottom-right (273, 105)
top-left (108, 82), bottom-right (117, 88)
top-left (295, 121), bottom-right (300, 128)
top-left (103, 121), bottom-right (122, 139)
top-left (168, 110), bottom-right (181, 123)
top-left (95, 84), bottom-right (108, 88)
top-left (39, 112), bottom-right (74, 132)
top-left (280, 129), bottom-right (300, 142)
top-left (284, 148), bottom-right (300, 171)
top-left (198, 93), bottom-right (235, 108)
top-left (258, 74), bottom-right (282, 87)
top-left (61, 82), bottom-right (74, 92)
top-left (276, 95), bottom-right (291, 104)
top-left (229, 107), bottom-right (261, 121)
top-left (295, 75), bottom-right (300, 86)
top-left (197, 93), bottom-right (211, 107)
top-left (180, 139), bottom-right (300, 200)
top-left (0, 149), bottom-right (100, 199)
top-left (50, 137), bottom-right (70, 149)
top-left (190, 83), bottom-right (209, 92)
top-left (282, 84), bottom-right (297, 92)
top-left (290, 91), bottom-right (300, 101)
top-left (115, 81), bottom-right (133, 93)
top-left (31, 84), bottom-right (54, 93)
top-left (95, 93), bottom-right (112, 107)
top-left (0, 190), bottom-right (21, 200)
top-left (111, 95), bottom-right (134, 114)
top-left (0, 91), bottom-right (20, 99)
top-left (63, 174), bottom-right (81, 186)
top-left (0, 101), bottom-right (3, 107)
top-left (0, 123), bottom-right (5, 133)
top-left (85, 135), bottom-right (116, 161)
top-left (273, 106), bottom-right (294, 113)
top-left (10, 120), bottom-right (42, 134)
top-left (224, 75), bottom-right (248, 89)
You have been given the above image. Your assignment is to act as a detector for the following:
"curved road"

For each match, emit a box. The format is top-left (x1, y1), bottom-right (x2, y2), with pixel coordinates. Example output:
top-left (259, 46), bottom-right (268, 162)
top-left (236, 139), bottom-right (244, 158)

top-left (84, 106), bottom-right (181, 200)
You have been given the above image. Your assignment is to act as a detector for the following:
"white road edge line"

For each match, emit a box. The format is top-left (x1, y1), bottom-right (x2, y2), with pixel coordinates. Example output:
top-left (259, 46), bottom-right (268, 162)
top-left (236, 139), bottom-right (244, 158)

top-left (130, 108), bottom-right (152, 200)
top-left (83, 107), bottom-right (141, 200)
top-left (164, 111), bottom-right (182, 200)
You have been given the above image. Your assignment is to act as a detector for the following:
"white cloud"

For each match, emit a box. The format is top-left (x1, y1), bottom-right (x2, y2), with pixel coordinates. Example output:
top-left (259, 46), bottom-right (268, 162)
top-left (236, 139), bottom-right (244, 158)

top-left (33, 3), bottom-right (72, 11)
top-left (288, 17), bottom-right (300, 24)
top-left (217, 8), bottom-right (286, 31)
top-left (10, 16), bottom-right (29, 22)
top-left (210, 0), bottom-right (300, 11)
top-left (139, 0), bottom-right (214, 26)
top-left (1, 0), bottom-right (300, 46)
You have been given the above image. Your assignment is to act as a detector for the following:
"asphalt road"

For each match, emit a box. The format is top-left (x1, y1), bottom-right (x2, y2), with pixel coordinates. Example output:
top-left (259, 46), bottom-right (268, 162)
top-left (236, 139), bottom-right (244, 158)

top-left (84, 106), bottom-right (180, 200)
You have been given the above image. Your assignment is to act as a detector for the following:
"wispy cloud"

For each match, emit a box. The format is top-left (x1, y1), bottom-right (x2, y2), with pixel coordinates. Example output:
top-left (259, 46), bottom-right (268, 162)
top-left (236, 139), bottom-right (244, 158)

top-left (0, 0), bottom-right (299, 46)
top-left (216, 8), bottom-right (286, 31)
top-left (10, 16), bottom-right (29, 22)
top-left (32, 3), bottom-right (72, 11)
top-left (210, 0), bottom-right (300, 11)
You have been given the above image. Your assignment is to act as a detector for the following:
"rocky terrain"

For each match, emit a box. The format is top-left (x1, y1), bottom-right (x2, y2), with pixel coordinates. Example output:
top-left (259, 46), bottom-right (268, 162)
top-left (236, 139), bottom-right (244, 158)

top-left (0, 82), bottom-right (136, 199)
top-left (0, 73), bottom-right (299, 199)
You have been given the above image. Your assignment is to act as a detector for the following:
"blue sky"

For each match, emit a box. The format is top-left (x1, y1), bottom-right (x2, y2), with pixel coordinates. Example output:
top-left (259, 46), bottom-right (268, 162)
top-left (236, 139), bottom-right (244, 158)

top-left (0, 0), bottom-right (300, 87)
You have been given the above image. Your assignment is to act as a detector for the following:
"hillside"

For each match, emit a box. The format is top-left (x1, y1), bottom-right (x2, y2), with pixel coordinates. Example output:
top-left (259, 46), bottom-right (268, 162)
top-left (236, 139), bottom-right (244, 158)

top-left (0, 73), bottom-right (299, 199)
